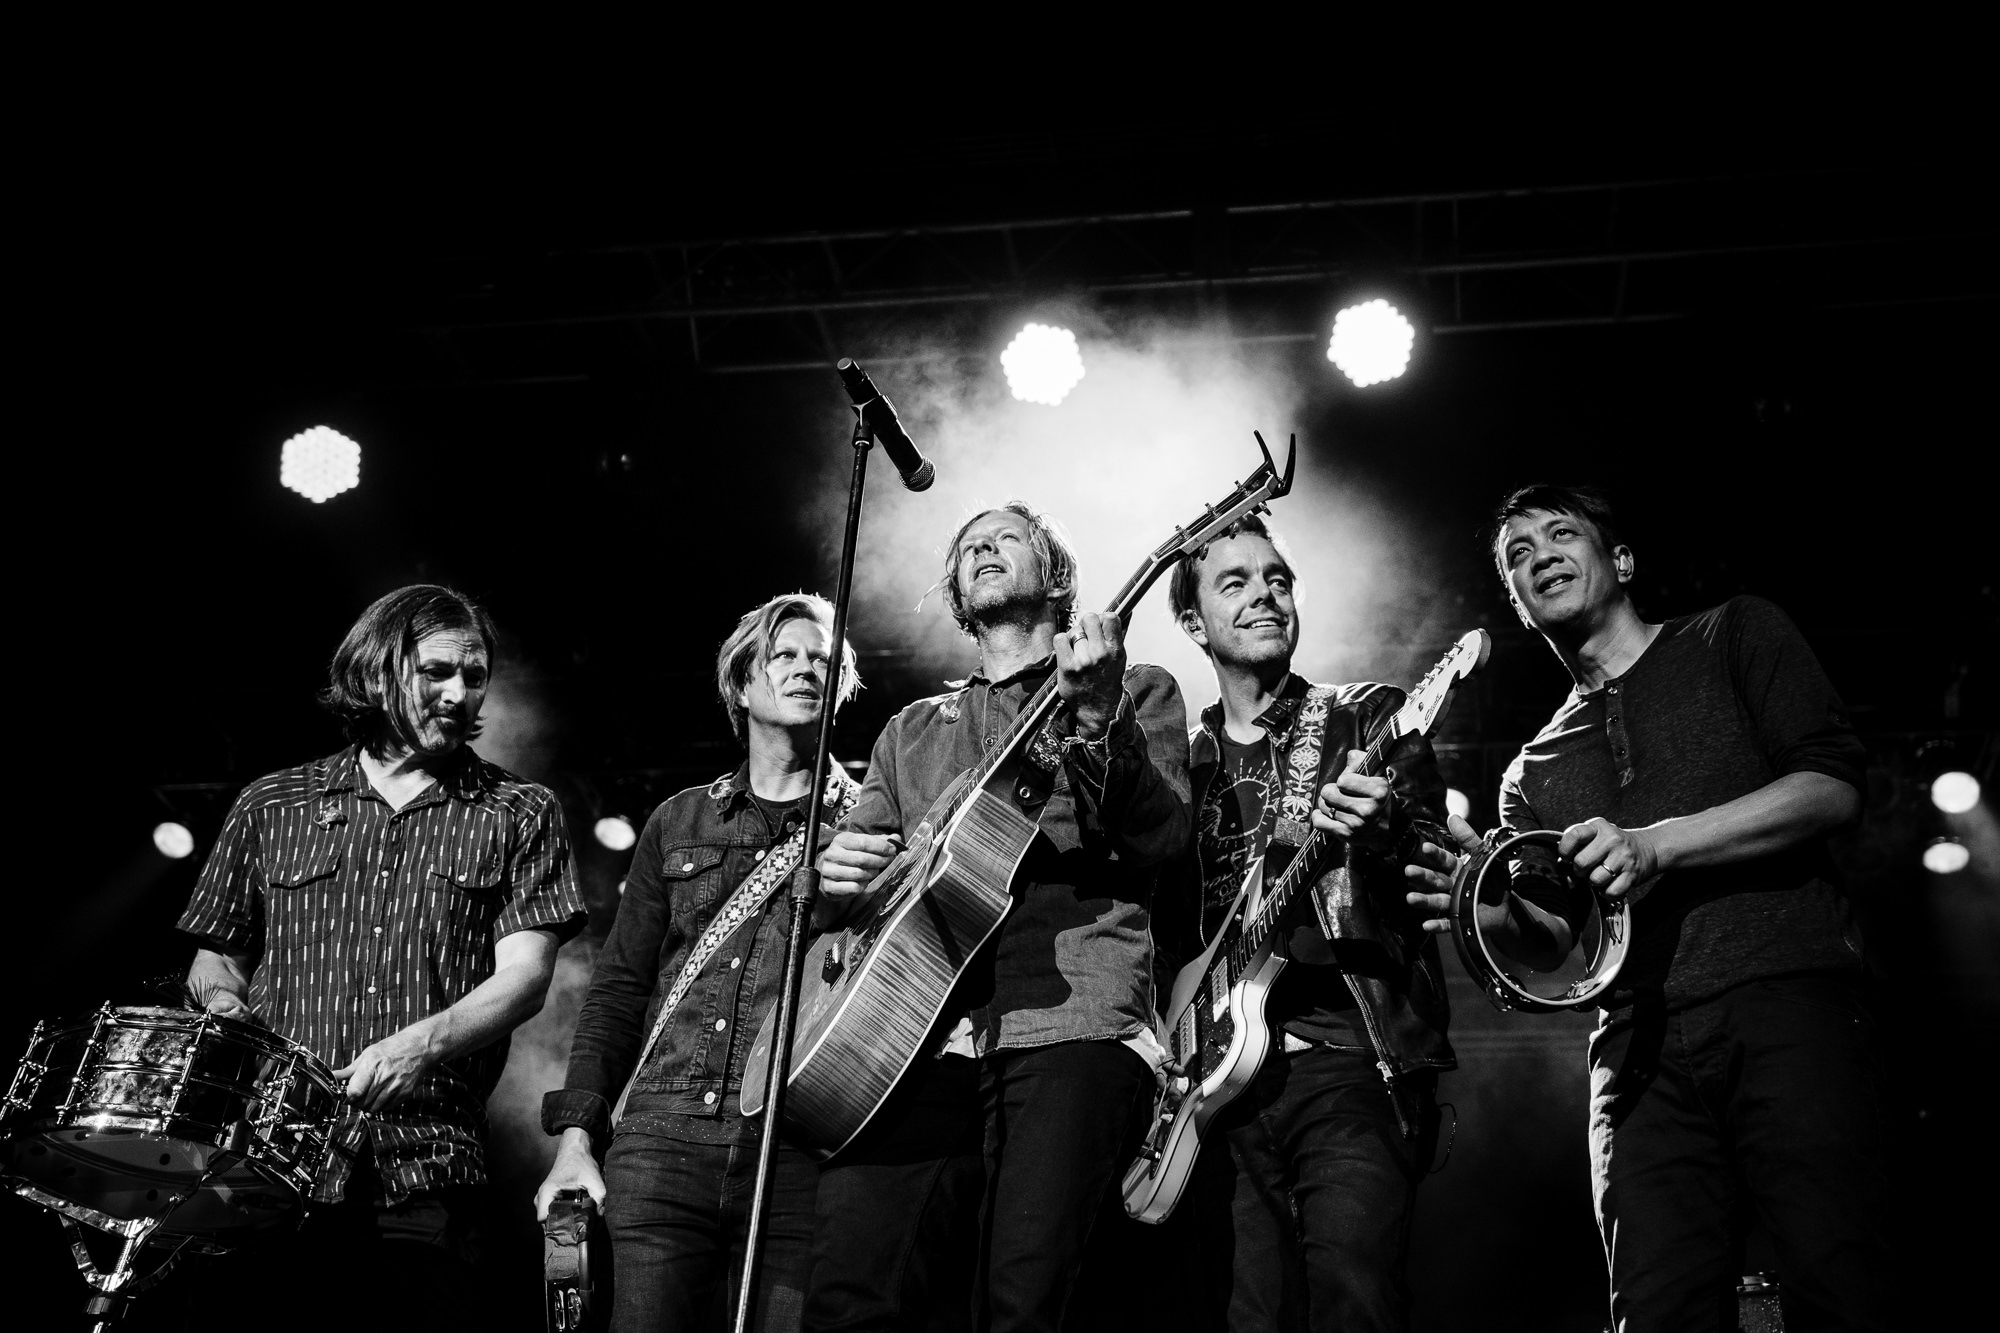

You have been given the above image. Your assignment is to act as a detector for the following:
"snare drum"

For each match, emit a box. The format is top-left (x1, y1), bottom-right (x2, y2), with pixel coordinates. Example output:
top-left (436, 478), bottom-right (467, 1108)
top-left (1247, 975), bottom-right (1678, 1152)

top-left (1448, 828), bottom-right (1632, 1013)
top-left (0, 1004), bottom-right (343, 1243)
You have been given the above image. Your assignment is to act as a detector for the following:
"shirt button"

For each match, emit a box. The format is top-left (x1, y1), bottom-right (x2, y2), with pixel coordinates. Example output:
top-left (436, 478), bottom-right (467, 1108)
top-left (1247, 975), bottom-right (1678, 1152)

top-left (366, 985), bottom-right (378, 995)
top-left (682, 862), bottom-right (696, 872)
top-left (729, 958), bottom-right (741, 970)
top-left (714, 1019), bottom-right (727, 1031)
top-left (372, 926), bottom-right (383, 936)
top-left (379, 870), bottom-right (391, 879)
top-left (755, 850), bottom-right (766, 861)
top-left (703, 1091), bottom-right (717, 1105)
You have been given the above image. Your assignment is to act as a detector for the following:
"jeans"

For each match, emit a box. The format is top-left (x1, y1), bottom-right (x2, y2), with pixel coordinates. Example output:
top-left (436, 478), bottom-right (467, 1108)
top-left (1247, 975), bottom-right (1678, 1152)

top-left (1589, 976), bottom-right (1898, 1333)
top-left (976, 1040), bottom-right (1153, 1333)
top-left (602, 1123), bottom-right (819, 1333)
top-left (806, 1054), bottom-right (985, 1333)
top-left (1193, 1044), bottom-right (1437, 1333)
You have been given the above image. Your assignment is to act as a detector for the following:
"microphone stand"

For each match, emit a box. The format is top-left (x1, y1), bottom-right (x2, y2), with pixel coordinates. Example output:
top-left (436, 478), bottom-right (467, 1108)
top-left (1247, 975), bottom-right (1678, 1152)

top-left (733, 402), bottom-right (873, 1333)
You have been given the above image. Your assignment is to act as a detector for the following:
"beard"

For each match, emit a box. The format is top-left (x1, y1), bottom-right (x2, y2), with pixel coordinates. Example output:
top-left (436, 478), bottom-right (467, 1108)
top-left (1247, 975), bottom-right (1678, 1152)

top-left (964, 573), bottom-right (1056, 632)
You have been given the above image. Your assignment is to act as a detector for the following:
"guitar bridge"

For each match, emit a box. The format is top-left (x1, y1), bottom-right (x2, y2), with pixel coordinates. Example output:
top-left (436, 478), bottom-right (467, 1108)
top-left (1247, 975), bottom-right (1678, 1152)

top-left (820, 942), bottom-right (844, 984)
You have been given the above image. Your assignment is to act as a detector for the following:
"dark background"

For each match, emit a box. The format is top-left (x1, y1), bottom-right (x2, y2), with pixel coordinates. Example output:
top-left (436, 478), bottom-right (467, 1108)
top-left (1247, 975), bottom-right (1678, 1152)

top-left (14, 70), bottom-right (1996, 1331)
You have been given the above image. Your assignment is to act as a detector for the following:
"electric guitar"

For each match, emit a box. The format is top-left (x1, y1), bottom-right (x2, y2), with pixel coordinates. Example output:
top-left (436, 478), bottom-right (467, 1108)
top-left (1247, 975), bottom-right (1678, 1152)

top-left (1121, 628), bottom-right (1491, 1223)
top-left (741, 434), bottom-right (1297, 1157)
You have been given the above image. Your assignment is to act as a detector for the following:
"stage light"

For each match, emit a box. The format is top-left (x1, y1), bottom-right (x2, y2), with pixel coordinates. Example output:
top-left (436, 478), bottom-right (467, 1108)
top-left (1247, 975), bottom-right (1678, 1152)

top-left (594, 815), bottom-right (637, 851)
top-left (279, 426), bottom-right (361, 503)
top-left (153, 822), bottom-right (194, 860)
top-left (1001, 323), bottom-right (1086, 405)
top-left (1923, 838), bottom-right (1971, 875)
top-left (1931, 771), bottom-right (1981, 814)
top-left (1445, 788), bottom-right (1471, 821)
top-left (1326, 300), bottom-right (1415, 387)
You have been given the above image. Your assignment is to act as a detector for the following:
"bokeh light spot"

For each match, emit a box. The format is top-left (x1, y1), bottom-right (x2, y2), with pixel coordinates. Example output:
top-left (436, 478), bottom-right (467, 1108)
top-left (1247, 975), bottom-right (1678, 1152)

top-left (1923, 838), bottom-right (1971, 875)
top-left (594, 815), bottom-right (637, 851)
top-left (1931, 771), bottom-right (1981, 814)
top-left (153, 822), bottom-right (195, 860)
top-left (1001, 323), bottom-right (1086, 405)
top-left (1326, 299), bottom-right (1415, 387)
top-left (279, 426), bottom-right (362, 503)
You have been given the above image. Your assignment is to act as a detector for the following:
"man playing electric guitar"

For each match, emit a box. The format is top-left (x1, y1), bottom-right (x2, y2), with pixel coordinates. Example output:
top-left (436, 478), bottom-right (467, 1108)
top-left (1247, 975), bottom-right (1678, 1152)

top-left (1166, 514), bottom-right (1452, 1333)
top-left (809, 500), bottom-right (1192, 1333)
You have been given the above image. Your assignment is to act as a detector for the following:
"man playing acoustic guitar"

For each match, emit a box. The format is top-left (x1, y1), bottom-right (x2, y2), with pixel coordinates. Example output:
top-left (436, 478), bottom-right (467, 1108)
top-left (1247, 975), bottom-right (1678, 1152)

top-left (809, 501), bottom-right (1192, 1333)
top-left (1166, 514), bottom-right (1453, 1333)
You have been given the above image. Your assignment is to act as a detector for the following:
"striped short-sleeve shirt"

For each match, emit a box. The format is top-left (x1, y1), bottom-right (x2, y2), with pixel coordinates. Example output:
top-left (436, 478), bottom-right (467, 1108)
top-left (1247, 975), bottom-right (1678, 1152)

top-left (177, 744), bottom-right (586, 1203)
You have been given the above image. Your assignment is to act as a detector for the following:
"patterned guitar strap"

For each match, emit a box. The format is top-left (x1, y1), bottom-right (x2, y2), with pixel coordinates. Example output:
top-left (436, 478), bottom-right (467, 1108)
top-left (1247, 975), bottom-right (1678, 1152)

top-left (610, 768), bottom-right (860, 1126)
top-left (1246, 684), bottom-right (1337, 916)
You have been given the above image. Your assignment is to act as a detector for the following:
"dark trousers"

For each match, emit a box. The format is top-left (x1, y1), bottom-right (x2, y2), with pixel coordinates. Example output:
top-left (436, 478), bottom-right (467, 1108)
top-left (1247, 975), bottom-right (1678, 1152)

top-left (193, 1169), bottom-right (490, 1333)
top-left (602, 1125), bottom-right (819, 1333)
top-left (1193, 1044), bottom-right (1436, 1333)
top-left (1589, 976), bottom-right (1899, 1333)
top-left (806, 1053), bottom-right (985, 1333)
top-left (975, 1039), bottom-right (1153, 1333)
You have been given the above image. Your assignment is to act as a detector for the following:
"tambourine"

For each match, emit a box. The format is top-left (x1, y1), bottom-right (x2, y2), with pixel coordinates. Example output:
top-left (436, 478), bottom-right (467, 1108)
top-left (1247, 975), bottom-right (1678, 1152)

top-left (1448, 828), bottom-right (1631, 1013)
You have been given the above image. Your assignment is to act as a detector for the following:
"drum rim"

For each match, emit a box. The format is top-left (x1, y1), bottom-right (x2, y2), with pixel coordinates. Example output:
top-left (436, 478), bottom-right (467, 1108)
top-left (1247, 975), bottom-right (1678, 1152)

top-left (1450, 827), bottom-right (1631, 1014)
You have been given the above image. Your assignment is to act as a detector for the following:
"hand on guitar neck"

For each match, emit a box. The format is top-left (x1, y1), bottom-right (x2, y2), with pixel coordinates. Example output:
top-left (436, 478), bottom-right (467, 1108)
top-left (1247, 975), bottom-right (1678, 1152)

top-left (1310, 749), bottom-right (1400, 852)
top-left (1052, 610), bottom-right (1128, 740)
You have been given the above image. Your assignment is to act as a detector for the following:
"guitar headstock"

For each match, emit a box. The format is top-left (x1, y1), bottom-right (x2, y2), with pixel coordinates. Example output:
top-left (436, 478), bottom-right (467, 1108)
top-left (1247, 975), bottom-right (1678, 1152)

top-left (1399, 629), bottom-right (1493, 736)
top-left (1152, 431), bottom-right (1297, 565)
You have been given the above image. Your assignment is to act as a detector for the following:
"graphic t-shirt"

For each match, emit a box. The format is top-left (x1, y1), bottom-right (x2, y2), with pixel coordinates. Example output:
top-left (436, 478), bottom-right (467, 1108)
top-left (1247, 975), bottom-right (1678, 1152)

top-left (1196, 732), bottom-right (1362, 1042)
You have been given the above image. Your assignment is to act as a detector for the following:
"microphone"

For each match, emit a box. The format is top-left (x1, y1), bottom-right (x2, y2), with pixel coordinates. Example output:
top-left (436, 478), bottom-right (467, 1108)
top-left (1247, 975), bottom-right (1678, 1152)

top-left (837, 358), bottom-right (935, 491)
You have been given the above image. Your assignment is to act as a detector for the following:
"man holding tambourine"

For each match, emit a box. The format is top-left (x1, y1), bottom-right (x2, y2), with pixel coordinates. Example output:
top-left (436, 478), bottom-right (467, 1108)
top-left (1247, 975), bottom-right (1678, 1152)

top-left (1404, 485), bottom-right (1896, 1333)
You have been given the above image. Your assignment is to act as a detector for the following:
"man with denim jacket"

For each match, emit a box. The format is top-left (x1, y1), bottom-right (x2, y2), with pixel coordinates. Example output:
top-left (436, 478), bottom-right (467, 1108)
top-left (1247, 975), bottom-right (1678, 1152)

top-left (1163, 515), bottom-right (1452, 1333)
top-left (538, 593), bottom-right (860, 1333)
top-left (810, 501), bottom-right (1192, 1333)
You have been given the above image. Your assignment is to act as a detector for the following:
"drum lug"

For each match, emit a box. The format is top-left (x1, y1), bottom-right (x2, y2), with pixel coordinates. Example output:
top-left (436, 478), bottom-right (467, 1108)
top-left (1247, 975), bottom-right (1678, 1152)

top-left (213, 1119), bottom-right (254, 1161)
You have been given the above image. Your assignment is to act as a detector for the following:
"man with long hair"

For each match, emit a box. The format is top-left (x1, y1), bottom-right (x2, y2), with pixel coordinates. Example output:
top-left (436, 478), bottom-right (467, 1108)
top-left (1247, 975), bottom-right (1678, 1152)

top-left (536, 593), bottom-right (861, 1332)
top-left (179, 584), bottom-right (586, 1320)
top-left (808, 501), bottom-right (1192, 1333)
top-left (1408, 485), bottom-right (1895, 1331)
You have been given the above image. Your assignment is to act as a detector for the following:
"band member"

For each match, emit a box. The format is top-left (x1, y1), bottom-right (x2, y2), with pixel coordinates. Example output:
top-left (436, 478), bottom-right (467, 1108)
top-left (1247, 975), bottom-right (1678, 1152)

top-left (809, 501), bottom-right (1192, 1333)
top-left (1408, 484), bottom-right (1896, 1332)
top-left (178, 584), bottom-right (587, 1320)
top-left (1163, 514), bottom-right (1452, 1333)
top-left (537, 593), bottom-right (861, 1333)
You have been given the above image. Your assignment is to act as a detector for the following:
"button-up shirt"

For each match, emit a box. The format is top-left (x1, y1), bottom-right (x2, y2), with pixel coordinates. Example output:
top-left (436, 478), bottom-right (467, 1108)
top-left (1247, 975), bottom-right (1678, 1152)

top-left (845, 657), bottom-right (1191, 1053)
top-left (544, 767), bottom-right (836, 1146)
top-left (177, 744), bottom-right (586, 1203)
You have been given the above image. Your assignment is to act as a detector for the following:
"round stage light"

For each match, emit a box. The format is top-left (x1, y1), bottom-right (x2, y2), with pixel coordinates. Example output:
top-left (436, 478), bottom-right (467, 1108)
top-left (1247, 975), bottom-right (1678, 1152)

top-left (1445, 788), bottom-right (1471, 821)
top-left (1001, 323), bottom-right (1086, 405)
top-left (153, 822), bottom-right (195, 860)
top-left (1326, 300), bottom-right (1415, 387)
top-left (1923, 838), bottom-right (1970, 875)
top-left (594, 815), bottom-right (637, 851)
top-left (279, 426), bottom-right (362, 503)
top-left (1931, 771), bottom-right (1981, 814)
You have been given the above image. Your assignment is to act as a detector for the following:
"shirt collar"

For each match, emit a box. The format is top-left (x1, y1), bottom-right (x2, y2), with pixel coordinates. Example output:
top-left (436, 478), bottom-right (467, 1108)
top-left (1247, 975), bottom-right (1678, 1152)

top-left (706, 762), bottom-right (861, 816)
top-left (1198, 672), bottom-right (1309, 745)
top-left (315, 743), bottom-right (487, 807)
top-left (948, 652), bottom-right (1056, 692)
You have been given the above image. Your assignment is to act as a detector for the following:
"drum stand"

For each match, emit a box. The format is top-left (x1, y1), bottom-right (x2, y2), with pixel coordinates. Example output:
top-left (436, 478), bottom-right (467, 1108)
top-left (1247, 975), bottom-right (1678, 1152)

top-left (61, 1208), bottom-right (194, 1331)
top-left (12, 1151), bottom-right (236, 1331)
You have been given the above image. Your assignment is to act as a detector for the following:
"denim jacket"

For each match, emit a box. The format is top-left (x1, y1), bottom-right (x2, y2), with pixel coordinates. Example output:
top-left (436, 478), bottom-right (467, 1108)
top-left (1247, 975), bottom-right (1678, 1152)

top-left (1167, 676), bottom-right (1456, 1095)
top-left (543, 767), bottom-right (834, 1145)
